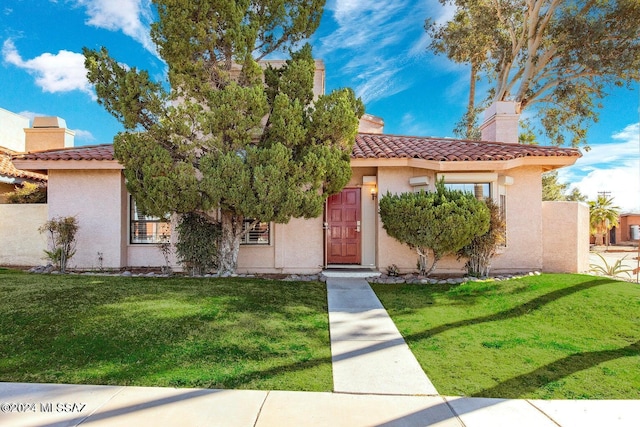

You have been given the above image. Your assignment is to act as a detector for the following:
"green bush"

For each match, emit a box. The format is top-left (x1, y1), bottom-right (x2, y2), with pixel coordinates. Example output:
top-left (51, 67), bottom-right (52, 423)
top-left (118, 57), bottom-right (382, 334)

top-left (379, 180), bottom-right (489, 276)
top-left (458, 198), bottom-right (506, 277)
top-left (176, 213), bottom-right (221, 276)
top-left (6, 182), bottom-right (47, 204)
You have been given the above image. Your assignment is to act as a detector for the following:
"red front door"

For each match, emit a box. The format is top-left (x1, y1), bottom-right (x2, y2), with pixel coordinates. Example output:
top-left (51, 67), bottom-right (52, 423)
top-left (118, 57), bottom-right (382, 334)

top-left (327, 188), bottom-right (361, 264)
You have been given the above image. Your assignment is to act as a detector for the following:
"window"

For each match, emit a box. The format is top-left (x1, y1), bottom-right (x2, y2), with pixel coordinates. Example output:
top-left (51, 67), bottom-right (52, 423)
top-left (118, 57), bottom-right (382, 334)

top-left (130, 196), bottom-right (171, 244)
top-left (445, 183), bottom-right (491, 200)
top-left (241, 219), bottom-right (270, 245)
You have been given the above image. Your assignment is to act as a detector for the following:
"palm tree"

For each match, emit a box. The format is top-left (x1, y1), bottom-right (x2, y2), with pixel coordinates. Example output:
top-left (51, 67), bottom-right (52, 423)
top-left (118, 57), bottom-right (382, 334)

top-left (589, 195), bottom-right (620, 246)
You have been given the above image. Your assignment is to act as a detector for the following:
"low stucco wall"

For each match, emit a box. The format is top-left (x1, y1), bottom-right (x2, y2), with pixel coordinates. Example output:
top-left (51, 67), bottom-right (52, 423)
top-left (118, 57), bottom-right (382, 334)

top-left (0, 204), bottom-right (48, 266)
top-left (542, 201), bottom-right (590, 273)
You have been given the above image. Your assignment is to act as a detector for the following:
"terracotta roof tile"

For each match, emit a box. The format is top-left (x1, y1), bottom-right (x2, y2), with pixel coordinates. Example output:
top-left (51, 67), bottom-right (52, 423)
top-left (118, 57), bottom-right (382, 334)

top-left (12, 135), bottom-right (581, 166)
top-left (14, 144), bottom-right (116, 161)
top-left (0, 148), bottom-right (47, 181)
top-left (353, 134), bottom-right (581, 161)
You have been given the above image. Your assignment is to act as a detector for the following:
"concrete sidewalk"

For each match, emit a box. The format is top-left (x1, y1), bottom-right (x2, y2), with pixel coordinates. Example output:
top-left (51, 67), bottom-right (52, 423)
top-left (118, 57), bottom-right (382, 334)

top-left (1, 382), bottom-right (639, 426)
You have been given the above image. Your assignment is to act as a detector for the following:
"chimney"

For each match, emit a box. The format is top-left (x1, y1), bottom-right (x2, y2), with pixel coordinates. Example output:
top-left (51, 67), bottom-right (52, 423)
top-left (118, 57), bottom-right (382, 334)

top-left (24, 116), bottom-right (75, 152)
top-left (479, 101), bottom-right (520, 143)
top-left (358, 114), bottom-right (384, 134)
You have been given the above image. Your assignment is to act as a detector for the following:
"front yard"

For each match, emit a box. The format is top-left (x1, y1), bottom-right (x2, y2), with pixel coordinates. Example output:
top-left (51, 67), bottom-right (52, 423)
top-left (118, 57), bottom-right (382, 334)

top-left (0, 269), bottom-right (332, 391)
top-left (373, 274), bottom-right (640, 399)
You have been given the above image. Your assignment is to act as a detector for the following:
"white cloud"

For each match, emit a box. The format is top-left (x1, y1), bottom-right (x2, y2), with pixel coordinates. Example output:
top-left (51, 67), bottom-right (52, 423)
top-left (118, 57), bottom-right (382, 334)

top-left (559, 123), bottom-right (640, 212)
top-left (73, 129), bottom-right (96, 141)
top-left (317, 0), bottom-right (437, 104)
top-left (75, 0), bottom-right (157, 56)
top-left (2, 40), bottom-right (95, 98)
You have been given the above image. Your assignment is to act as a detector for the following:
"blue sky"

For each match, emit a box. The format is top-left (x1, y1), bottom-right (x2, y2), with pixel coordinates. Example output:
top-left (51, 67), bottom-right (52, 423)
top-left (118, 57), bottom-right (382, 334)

top-left (1, 0), bottom-right (639, 211)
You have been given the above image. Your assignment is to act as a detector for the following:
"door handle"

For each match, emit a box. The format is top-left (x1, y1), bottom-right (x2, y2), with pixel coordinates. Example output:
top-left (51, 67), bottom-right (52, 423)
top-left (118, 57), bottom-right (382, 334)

top-left (356, 221), bottom-right (361, 232)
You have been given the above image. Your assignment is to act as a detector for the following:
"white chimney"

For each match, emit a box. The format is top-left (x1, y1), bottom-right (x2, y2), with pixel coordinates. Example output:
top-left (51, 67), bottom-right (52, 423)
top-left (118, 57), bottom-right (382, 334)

top-left (479, 101), bottom-right (520, 144)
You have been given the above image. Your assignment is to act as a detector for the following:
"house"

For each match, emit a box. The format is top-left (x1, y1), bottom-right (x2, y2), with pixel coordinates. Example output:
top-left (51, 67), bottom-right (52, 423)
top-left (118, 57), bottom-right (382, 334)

top-left (0, 109), bottom-right (48, 202)
top-left (3, 64), bottom-right (589, 275)
top-left (613, 213), bottom-right (640, 245)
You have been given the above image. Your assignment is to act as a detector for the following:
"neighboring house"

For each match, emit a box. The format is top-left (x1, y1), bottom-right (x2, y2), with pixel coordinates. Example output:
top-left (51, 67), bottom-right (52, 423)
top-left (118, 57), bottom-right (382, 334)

top-left (0, 147), bottom-right (47, 202)
top-left (0, 108), bottom-right (48, 201)
top-left (613, 214), bottom-right (640, 244)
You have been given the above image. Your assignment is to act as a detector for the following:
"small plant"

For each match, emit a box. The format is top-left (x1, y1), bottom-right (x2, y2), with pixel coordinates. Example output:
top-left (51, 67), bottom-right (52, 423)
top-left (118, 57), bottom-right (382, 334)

top-left (158, 234), bottom-right (173, 275)
top-left (589, 253), bottom-right (632, 278)
top-left (97, 252), bottom-right (104, 272)
top-left (39, 216), bottom-right (79, 273)
top-left (386, 264), bottom-right (400, 277)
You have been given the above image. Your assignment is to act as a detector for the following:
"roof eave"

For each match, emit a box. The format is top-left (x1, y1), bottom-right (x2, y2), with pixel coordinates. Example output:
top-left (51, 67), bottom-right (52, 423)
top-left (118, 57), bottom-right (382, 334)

top-left (350, 155), bottom-right (580, 171)
top-left (11, 159), bottom-right (124, 170)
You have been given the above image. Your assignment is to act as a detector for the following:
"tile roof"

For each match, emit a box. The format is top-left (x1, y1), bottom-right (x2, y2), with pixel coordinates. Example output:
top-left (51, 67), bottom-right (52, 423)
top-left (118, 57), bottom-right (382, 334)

top-left (14, 144), bottom-right (116, 161)
top-left (13, 135), bottom-right (582, 164)
top-left (0, 148), bottom-right (47, 181)
top-left (353, 133), bottom-right (581, 161)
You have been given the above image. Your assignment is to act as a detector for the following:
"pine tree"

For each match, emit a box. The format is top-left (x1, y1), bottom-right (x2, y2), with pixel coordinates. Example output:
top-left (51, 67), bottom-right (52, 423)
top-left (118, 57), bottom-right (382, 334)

top-left (84, 1), bottom-right (363, 274)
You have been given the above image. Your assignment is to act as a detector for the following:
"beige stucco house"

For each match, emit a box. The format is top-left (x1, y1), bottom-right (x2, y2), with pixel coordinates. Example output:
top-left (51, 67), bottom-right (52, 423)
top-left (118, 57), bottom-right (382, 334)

top-left (2, 60), bottom-right (589, 275)
top-left (7, 101), bottom-right (588, 275)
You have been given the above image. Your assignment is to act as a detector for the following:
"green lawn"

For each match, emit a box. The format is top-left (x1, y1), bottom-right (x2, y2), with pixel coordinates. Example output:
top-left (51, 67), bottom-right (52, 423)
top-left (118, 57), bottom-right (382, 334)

top-left (0, 269), bottom-right (332, 391)
top-left (373, 274), bottom-right (640, 399)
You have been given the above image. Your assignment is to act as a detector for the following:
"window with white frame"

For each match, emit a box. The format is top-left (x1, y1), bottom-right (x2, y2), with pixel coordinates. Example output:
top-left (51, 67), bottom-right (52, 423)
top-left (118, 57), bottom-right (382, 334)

top-left (241, 219), bottom-right (270, 245)
top-left (130, 196), bottom-right (171, 244)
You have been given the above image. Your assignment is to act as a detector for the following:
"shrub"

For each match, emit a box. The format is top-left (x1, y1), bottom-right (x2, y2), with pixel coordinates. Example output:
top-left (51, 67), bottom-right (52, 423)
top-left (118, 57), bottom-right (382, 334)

top-left (39, 216), bottom-right (78, 273)
top-left (6, 182), bottom-right (47, 204)
top-left (379, 180), bottom-right (489, 276)
top-left (458, 198), bottom-right (506, 277)
top-left (176, 213), bottom-right (221, 276)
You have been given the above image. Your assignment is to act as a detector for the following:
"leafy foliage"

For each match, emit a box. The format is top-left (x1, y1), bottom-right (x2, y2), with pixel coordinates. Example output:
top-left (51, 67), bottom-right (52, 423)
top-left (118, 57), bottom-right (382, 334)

top-left (175, 213), bottom-right (221, 276)
top-left (427, 0), bottom-right (640, 147)
top-left (458, 198), bottom-right (505, 277)
top-left (38, 216), bottom-right (78, 273)
top-left (542, 171), bottom-right (587, 202)
top-left (84, 1), bottom-right (363, 274)
top-left (379, 181), bottom-right (490, 276)
top-left (5, 182), bottom-right (47, 204)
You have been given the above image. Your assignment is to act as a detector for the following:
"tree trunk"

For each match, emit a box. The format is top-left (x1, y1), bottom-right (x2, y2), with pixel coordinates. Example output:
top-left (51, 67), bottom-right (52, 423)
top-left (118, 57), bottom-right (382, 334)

top-left (466, 63), bottom-right (477, 139)
top-left (218, 209), bottom-right (244, 275)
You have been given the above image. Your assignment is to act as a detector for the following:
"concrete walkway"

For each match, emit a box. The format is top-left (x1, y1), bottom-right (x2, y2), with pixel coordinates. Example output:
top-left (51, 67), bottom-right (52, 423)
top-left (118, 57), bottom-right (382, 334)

top-left (1, 276), bottom-right (639, 426)
top-left (326, 277), bottom-right (438, 395)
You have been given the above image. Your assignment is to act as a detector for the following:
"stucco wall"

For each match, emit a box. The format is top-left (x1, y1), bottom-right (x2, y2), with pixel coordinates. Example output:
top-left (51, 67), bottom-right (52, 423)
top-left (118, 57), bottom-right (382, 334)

top-left (542, 201), bottom-right (590, 273)
top-left (491, 166), bottom-right (544, 273)
top-left (47, 169), bottom-right (126, 270)
top-left (0, 204), bottom-right (48, 265)
top-left (238, 217), bottom-right (324, 274)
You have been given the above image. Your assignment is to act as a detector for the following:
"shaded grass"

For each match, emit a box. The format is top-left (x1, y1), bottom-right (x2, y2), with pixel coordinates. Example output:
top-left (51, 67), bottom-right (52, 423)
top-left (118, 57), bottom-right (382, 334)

top-left (0, 270), bottom-right (332, 391)
top-left (372, 274), bottom-right (640, 399)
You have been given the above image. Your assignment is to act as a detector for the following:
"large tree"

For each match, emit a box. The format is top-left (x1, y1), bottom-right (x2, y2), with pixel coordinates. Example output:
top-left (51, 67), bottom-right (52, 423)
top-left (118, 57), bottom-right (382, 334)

top-left (84, 0), bottom-right (363, 274)
top-left (427, 0), bottom-right (640, 147)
